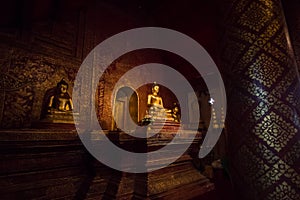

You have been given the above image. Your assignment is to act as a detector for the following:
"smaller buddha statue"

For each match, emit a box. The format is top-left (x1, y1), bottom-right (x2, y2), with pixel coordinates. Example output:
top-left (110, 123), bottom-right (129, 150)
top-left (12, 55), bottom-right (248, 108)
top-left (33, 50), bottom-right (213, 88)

top-left (47, 79), bottom-right (73, 113)
top-left (40, 79), bottom-right (77, 125)
top-left (172, 103), bottom-right (181, 123)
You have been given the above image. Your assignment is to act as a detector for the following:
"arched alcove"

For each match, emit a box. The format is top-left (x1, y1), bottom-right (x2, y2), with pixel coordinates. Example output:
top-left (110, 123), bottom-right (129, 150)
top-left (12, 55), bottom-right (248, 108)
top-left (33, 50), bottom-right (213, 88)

top-left (112, 86), bottom-right (138, 131)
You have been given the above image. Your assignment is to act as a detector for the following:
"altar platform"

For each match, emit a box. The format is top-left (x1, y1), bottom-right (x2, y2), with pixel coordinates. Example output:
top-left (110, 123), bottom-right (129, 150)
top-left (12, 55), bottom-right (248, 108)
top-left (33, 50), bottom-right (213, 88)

top-left (0, 127), bottom-right (214, 199)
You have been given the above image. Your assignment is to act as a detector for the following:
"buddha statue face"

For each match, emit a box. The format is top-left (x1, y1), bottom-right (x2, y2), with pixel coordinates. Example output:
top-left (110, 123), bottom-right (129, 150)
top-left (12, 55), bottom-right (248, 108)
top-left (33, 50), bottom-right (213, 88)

top-left (173, 106), bottom-right (179, 113)
top-left (56, 79), bottom-right (69, 96)
top-left (59, 84), bottom-right (68, 95)
top-left (152, 85), bottom-right (159, 95)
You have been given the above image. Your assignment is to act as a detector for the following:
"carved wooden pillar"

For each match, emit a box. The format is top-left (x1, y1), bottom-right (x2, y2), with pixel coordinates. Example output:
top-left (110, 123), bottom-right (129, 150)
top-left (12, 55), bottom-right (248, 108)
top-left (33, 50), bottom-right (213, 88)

top-left (220, 0), bottom-right (300, 199)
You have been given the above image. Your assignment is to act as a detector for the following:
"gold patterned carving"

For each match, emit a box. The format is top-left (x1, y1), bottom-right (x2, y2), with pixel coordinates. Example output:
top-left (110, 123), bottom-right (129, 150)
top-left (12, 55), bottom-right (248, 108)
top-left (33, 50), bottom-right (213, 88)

top-left (237, 29), bottom-right (257, 44)
top-left (148, 171), bottom-right (205, 194)
top-left (251, 101), bottom-right (268, 121)
top-left (235, 0), bottom-right (251, 13)
top-left (2, 86), bottom-right (34, 128)
top-left (270, 70), bottom-right (295, 100)
top-left (1, 73), bottom-right (26, 91)
top-left (0, 48), bottom-right (78, 128)
top-left (263, 20), bottom-right (280, 39)
top-left (273, 29), bottom-right (287, 50)
top-left (251, 140), bottom-right (280, 165)
top-left (246, 54), bottom-right (283, 87)
top-left (222, 0), bottom-right (300, 199)
top-left (263, 43), bottom-right (287, 61)
top-left (258, 0), bottom-right (275, 10)
top-left (254, 112), bottom-right (296, 152)
top-left (239, 2), bottom-right (273, 32)
top-left (241, 80), bottom-right (268, 99)
top-left (249, 139), bottom-right (300, 188)
top-left (267, 181), bottom-right (300, 200)
top-left (237, 46), bottom-right (260, 68)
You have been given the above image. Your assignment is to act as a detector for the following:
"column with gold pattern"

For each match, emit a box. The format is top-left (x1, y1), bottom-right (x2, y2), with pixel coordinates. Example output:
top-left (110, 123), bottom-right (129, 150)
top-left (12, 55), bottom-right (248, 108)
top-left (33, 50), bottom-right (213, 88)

top-left (220, 0), bottom-right (300, 199)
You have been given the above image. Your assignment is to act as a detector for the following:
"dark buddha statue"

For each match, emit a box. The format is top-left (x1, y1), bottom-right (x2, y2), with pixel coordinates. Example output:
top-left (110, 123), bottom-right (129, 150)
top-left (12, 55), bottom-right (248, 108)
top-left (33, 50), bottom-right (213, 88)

top-left (40, 79), bottom-right (77, 125)
top-left (47, 79), bottom-right (73, 113)
top-left (172, 103), bottom-right (180, 123)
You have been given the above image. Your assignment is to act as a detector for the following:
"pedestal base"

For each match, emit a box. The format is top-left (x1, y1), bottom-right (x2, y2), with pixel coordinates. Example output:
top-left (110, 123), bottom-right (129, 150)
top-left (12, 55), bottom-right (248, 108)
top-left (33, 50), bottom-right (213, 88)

top-left (0, 129), bottom-right (213, 199)
top-left (33, 112), bottom-right (78, 129)
top-left (93, 129), bottom-right (214, 200)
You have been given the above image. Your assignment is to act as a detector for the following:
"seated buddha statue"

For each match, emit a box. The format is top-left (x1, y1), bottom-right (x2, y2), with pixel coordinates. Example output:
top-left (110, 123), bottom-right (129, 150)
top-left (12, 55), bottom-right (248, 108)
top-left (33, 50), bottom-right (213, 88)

top-left (147, 82), bottom-right (173, 121)
top-left (41, 79), bottom-right (77, 125)
top-left (47, 79), bottom-right (73, 113)
top-left (172, 103), bottom-right (181, 123)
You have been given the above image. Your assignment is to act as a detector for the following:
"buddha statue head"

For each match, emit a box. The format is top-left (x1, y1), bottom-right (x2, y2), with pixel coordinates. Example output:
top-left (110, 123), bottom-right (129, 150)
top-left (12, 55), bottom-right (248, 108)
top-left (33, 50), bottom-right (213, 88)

top-left (57, 79), bottom-right (68, 95)
top-left (152, 82), bottom-right (160, 95)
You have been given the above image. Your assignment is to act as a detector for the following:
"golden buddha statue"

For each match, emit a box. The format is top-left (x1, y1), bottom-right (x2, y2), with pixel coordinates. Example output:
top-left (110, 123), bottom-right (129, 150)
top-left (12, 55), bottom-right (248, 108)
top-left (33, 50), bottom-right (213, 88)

top-left (47, 79), bottom-right (73, 113)
top-left (147, 82), bottom-right (172, 121)
top-left (40, 79), bottom-right (77, 125)
top-left (147, 83), bottom-right (163, 108)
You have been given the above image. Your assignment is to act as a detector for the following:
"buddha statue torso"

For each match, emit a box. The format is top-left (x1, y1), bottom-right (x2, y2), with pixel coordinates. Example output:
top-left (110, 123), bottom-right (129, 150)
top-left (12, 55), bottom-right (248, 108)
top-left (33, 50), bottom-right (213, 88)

top-left (49, 94), bottom-right (72, 113)
top-left (148, 94), bottom-right (163, 108)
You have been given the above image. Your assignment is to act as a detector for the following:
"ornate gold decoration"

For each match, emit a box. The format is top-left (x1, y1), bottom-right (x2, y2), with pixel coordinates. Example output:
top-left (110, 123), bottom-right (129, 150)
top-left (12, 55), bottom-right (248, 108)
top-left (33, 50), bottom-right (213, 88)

top-left (239, 2), bottom-right (273, 32)
top-left (221, 0), bottom-right (300, 199)
top-left (254, 112), bottom-right (296, 152)
top-left (0, 49), bottom-right (78, 128)
top-left (247, 54), bottom-right (283, 87)
top-left (267, 181), bottom-right (300, 200)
